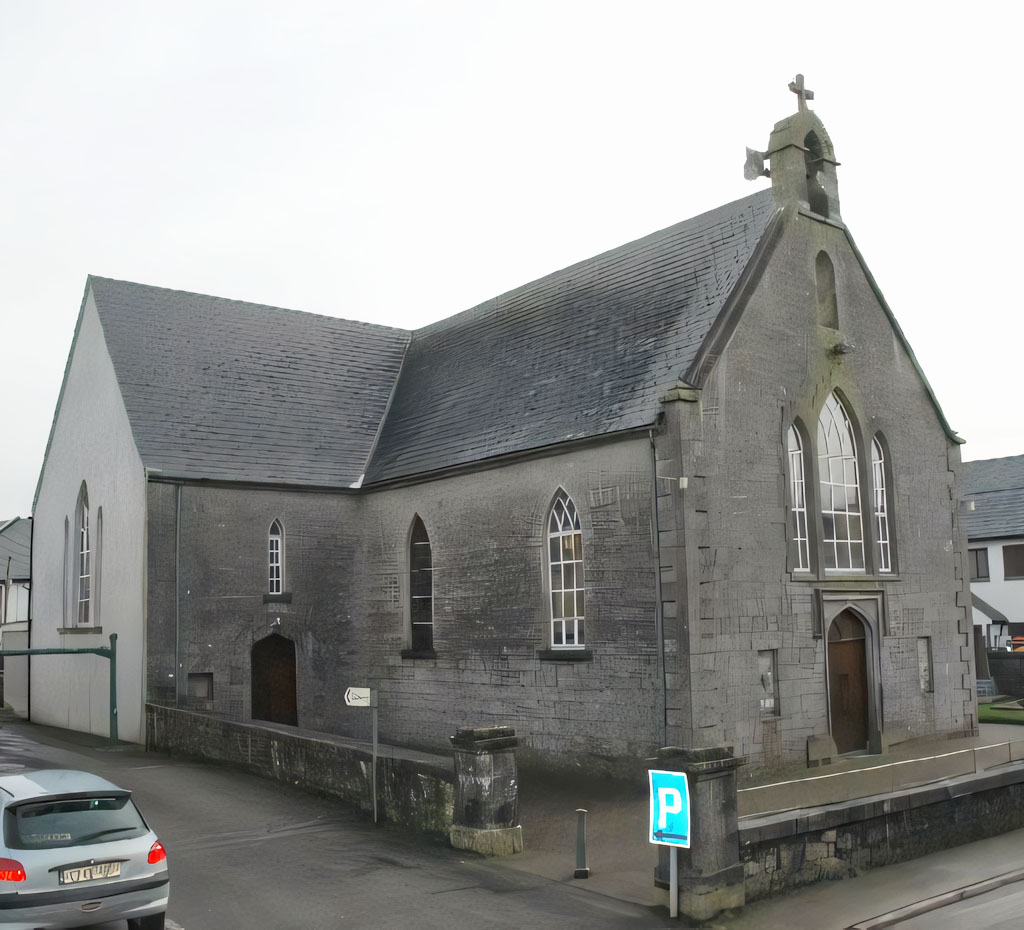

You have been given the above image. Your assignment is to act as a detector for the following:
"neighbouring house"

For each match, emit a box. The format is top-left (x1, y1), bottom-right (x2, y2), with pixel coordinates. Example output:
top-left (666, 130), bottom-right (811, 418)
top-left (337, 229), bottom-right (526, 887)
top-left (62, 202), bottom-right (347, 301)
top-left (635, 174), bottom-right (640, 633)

top-left (29, 82), bottom-right (975, 773)
top-left (964, 455), bottom-right (1024, 650)
top-left (0, 516), bottom-right (31, 714)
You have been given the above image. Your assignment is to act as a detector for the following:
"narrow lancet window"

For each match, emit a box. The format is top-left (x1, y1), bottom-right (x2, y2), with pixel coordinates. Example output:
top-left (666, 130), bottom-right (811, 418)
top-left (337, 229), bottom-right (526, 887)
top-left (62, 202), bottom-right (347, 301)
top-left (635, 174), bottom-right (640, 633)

top-left (268, 520), bottom-right (284, 594)
top-left (76, 484), bottom-right (91, 626)
top-left (548, 490), bottom-right (584, 647)
top-left (815, 251), bottom-right (838, 329)
top-left (872, 438), bottom-right (892, 573)
top-left (409, 517), bottom-right (433, 652)
top-left (818, 393), bottom-right (864, 572)
top-left (787, 426), bottom-right (810, 571)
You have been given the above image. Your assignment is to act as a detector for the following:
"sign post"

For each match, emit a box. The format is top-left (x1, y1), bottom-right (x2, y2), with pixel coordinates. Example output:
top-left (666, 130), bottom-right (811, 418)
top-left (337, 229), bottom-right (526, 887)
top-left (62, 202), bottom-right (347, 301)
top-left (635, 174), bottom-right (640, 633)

top-left (344, 687), bottom-right (377, 822)
top-left (648, 769), bottom-right (691, 919)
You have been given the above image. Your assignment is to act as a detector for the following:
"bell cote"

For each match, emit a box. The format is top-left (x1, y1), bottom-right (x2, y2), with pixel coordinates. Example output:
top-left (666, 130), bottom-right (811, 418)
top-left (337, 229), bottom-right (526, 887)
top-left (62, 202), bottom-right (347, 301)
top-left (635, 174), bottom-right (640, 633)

top-left (745, 74), bottom-right (841, 221)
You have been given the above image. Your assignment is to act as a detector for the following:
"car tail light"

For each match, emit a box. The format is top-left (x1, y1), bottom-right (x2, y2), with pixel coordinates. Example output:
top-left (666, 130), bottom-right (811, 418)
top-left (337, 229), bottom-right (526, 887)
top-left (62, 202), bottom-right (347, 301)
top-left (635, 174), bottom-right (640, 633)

top-left (0, 858), bottom-right (26, 881)
top-left (147, 841), bottom-right (167, 865)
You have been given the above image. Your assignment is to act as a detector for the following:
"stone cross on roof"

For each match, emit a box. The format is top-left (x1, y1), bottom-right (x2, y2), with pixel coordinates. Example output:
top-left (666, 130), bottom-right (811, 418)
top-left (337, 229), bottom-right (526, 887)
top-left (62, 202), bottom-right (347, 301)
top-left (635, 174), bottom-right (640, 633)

top-left (788, 73), bottom-right (814, 112)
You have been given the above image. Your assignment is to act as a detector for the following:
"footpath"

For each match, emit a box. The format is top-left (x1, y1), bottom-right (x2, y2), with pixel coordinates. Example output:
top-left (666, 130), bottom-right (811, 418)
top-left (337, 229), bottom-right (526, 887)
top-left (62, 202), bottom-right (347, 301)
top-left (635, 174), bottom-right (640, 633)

top-left (503, 723), bottom-right (1024, 928)
top-left (5, 708), bottom-right (1024, 928)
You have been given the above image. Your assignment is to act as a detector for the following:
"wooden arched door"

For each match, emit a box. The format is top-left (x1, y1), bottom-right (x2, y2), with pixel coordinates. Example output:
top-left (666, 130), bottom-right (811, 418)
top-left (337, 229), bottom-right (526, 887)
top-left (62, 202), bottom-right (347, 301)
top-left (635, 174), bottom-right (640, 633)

top-left (827, 611), bottom-right (868, 754)
top-left (251, 633), bottom-right (297, 726)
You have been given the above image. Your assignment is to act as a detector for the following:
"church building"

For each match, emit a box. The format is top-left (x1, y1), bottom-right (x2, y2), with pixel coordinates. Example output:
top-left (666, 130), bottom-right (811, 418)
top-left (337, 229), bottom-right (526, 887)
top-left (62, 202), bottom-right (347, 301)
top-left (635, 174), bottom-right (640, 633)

top-left (29, 79), bottom-right (975, 773)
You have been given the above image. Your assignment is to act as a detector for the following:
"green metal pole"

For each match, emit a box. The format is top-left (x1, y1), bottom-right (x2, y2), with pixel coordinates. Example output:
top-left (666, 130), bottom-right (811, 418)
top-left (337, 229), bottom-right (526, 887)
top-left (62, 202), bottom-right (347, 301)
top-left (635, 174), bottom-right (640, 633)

top-left (109, 633), bottom-right (118, 742)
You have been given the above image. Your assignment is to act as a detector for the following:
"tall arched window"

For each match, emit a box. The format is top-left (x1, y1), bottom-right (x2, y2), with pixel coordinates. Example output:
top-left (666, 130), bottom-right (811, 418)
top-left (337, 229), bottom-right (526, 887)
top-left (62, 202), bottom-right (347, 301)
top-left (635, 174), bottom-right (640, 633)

top-left (548, 490), bottom-right (584, 648)
top-left (787, 426), bottom-right (810, 572)
top-left (75, 483), bottom-right (92, 626)
top-left (409, 516), bottom-right (433, 652)
top-left (871, 438), bottom-right (892, 573)
top-left (268, 519), bottom-right (284, 594)
top-left (817, 393), bottom-right (864, 572)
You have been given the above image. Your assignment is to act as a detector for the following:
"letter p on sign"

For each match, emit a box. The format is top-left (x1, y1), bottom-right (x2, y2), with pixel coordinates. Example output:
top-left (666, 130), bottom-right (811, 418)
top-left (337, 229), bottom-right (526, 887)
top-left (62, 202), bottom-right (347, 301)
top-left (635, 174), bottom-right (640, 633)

top-left (648, 769), bottom-right (690, 847)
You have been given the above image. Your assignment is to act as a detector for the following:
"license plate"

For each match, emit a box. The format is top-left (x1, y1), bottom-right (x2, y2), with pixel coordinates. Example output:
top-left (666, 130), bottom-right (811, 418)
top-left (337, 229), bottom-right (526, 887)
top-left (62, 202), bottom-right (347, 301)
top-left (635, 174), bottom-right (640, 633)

top-left (59, 861), bottom-right (122, 884)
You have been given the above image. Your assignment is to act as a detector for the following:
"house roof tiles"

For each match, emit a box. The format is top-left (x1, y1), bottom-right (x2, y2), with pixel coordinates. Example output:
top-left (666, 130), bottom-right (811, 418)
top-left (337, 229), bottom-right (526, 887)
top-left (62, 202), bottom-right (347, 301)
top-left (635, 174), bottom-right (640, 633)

top-left (963, 455), bottom-right (1024, 540)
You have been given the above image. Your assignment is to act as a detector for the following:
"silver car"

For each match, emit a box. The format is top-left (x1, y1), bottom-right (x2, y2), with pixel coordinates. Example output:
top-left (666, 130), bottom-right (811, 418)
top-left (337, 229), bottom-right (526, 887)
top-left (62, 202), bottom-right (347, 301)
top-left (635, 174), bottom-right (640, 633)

top-left (0, 770), bottom-right (168, 930)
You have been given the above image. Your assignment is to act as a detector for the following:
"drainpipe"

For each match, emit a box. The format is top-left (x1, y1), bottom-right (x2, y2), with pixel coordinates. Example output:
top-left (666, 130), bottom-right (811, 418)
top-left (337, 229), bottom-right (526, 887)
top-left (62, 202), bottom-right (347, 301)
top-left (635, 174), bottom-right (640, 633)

top-left (650, 430), bottom-right (668, 746)
top-left (175, 484), bottom-right (184, 707)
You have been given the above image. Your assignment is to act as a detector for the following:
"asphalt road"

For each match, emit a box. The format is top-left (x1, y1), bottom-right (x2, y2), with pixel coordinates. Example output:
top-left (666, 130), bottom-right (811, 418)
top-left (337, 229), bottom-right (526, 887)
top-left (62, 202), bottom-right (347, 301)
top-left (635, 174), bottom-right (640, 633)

top-left (0, 717), bottom-right (679, 930)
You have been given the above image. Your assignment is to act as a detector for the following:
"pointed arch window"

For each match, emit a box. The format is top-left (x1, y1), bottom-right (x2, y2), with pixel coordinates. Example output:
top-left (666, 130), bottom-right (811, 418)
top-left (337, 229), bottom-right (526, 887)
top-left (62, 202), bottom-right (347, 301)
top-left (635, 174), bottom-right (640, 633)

top-left (787, 426), bottom-right (810, 572)
top-left (409, 517), bottom-right (433, 652)
top-left (815, 251), bottom-right (839, 329)
top-left (268, 520), bottom-right (284, 594)
top-left (818, 393), bottom-right (864, 572)
top-left (75, 483), bottom-right (92, 626)
top-left (548, 490), bottom-right (584, 648)
top-left (871, 438), bottom-right (892, 573)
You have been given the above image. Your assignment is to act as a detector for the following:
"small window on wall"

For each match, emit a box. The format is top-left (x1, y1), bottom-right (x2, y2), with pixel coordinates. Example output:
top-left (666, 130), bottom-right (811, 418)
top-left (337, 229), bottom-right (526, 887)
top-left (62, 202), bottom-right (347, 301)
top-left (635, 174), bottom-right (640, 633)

top-left (268, 520), bottom-right (284, 594)
top-left (548, 490), bottom-right (584, 648)
top-left (409, 517), bottom-right (433, 652)
top-left (969, 548), bottom-right (990, 582)
top-left (1005, 544), bottom-right (1024, 580)
top-left (917, 638), bottom-right (933, 693)
top-left (758, 650), bottom-right (780, 715)
top-left (187, 673), bottom-right (213, 700)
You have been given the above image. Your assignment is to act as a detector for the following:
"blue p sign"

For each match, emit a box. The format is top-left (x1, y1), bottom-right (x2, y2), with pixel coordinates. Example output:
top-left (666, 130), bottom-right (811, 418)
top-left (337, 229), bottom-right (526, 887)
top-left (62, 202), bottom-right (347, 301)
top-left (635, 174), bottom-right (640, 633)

top-left (649, 769), bottom-right (690, 847)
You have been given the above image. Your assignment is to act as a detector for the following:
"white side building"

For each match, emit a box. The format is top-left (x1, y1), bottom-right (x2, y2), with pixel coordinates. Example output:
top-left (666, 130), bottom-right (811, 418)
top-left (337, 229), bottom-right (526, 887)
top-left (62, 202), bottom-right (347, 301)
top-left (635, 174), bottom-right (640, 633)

top-left (963, 455), bottom-right (1024, 649)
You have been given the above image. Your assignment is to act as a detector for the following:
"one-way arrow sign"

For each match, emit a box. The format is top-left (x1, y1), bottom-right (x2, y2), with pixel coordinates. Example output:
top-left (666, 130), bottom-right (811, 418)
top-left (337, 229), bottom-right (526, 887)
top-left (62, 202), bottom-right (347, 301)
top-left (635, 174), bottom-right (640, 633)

top-left (344, 687), bottom-right (372, 707)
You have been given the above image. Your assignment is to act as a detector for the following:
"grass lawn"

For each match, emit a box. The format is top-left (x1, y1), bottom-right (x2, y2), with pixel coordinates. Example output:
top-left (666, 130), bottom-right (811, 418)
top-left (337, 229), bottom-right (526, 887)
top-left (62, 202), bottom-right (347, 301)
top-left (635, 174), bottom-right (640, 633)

top-left (979, 703), bottom-right (1024, 725)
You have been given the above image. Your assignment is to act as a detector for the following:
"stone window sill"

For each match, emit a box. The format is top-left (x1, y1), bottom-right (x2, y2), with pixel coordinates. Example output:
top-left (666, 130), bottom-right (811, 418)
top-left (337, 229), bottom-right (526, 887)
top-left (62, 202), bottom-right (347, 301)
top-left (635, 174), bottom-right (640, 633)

top-left (401, 649), bottom-right (438, 660)
top-left (57, 626), bottom-right (103, 635)
top-left (536, 648), bottom-right (592, 662)
top-left (263, 593), bottom-right (293, 604)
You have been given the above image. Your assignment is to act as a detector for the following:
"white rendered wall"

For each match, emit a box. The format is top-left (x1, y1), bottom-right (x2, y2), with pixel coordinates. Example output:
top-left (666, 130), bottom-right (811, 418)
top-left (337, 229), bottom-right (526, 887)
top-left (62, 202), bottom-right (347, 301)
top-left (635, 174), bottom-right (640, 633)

top-left (970, 536), bottom-right (1024, 648)
top-left (32, 287), bottom-right (147, 742)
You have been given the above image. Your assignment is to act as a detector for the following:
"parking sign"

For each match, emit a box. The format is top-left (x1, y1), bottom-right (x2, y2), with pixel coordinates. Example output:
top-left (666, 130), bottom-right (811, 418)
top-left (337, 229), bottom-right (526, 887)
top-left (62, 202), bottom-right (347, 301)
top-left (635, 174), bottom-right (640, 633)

top-left (648, 769), bottom-right (690, 847)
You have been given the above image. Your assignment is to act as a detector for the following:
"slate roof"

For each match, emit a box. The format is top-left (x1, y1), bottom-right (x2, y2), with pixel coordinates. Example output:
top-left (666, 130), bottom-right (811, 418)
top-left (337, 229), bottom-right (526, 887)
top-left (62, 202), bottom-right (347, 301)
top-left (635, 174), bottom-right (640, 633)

top-left (0, 517), bottom-right (31, 580)
top-left (89, 277), bottom-right (410, 487)
top-left (365, 189), bottom-right (779, 483)
top-left (963, 455), bottom-right (1024, 540)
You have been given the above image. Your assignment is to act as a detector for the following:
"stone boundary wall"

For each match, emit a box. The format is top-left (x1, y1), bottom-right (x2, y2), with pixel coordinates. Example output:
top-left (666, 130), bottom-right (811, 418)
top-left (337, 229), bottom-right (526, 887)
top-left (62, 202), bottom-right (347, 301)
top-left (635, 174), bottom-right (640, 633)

top-left (739, 765), bottom-right (1024, 901)
top-left (145, 704), bottom-right (454, 836)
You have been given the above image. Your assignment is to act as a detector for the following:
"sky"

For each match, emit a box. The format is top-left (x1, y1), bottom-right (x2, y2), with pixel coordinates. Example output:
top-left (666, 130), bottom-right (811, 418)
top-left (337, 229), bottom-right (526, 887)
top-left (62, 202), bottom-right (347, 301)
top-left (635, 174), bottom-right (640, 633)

top-left (2, 1), bottom-right (1020, 517)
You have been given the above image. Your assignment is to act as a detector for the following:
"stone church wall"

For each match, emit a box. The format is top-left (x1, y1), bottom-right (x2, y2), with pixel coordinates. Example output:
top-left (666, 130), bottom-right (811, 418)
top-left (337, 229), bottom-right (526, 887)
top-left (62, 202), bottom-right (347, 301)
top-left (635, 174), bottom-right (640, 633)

top-left (146, 437), bottom-right (663, 775)
top-left (657, 210), bottom-right (974, 768)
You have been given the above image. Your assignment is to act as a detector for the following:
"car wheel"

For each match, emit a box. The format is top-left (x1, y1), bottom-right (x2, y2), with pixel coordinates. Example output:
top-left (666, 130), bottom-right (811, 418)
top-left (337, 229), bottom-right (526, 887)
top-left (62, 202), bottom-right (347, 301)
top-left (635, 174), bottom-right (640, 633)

top-left (127, 913), bottom-right (165, 930)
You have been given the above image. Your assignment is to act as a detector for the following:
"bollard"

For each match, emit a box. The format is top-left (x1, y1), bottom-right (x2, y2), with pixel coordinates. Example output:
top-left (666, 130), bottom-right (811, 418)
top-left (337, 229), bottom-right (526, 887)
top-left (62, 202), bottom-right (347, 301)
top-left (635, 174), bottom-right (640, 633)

top-left (574, 808), bottom-right (590, 879)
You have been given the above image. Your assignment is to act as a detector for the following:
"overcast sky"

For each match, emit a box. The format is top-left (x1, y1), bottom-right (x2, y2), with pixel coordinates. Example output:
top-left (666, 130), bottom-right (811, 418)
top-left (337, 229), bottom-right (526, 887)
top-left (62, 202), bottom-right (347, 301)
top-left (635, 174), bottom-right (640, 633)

top-left (3, 1), bottom-right (1020, 517)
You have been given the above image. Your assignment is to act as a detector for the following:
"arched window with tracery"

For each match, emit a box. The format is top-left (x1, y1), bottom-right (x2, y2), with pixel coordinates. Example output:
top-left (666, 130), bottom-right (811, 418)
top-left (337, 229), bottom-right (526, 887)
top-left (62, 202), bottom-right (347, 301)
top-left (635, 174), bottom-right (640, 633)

top-left (787, 425), bottom-right (810, 572)
top-left (548, 490), bottom-right (584, 648)
top-left (817, 393), bottom-right (864, 572)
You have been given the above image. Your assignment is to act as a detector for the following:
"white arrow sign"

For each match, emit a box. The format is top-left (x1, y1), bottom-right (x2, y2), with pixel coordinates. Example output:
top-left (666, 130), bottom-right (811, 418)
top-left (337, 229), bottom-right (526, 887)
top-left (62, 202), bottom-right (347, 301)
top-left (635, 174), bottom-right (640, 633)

top-left (344, 687), bottom-right (372, 707)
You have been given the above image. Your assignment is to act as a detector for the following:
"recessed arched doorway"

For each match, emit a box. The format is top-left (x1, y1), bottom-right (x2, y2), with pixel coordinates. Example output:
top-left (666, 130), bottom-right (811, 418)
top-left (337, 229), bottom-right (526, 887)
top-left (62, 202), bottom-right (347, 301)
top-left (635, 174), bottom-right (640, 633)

top-left (827, 610), bottom-right (869, 754)
top-left (251, 633), bottom-right (297, 726)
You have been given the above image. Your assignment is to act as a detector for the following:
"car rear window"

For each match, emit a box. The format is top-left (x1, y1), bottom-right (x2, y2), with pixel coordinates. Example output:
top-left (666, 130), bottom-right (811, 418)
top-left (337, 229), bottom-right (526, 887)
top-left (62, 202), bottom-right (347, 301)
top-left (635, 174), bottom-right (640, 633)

top-left (4, 795), bottom-right (148, 849)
